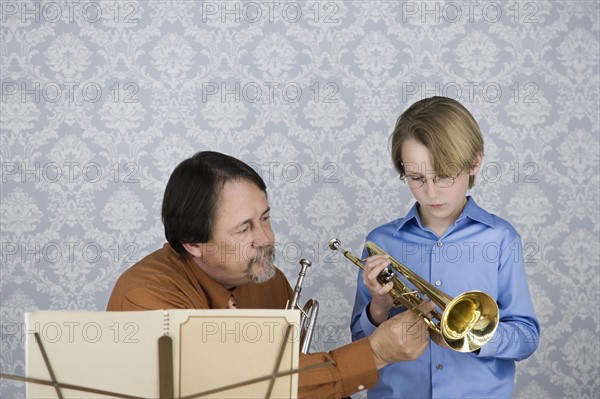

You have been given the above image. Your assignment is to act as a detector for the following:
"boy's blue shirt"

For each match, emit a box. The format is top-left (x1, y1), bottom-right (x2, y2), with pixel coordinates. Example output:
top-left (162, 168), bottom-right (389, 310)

top-left (351, 196), bottom-right (540, 399)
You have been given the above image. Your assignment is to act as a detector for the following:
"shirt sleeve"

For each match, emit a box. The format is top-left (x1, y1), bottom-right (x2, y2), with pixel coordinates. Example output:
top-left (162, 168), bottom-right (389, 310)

top-left (351, 268), bottom-right (381, 341)
top-left (107, 283), bottom-right (205, 310)
top-left (475, 230), bottom-right (540, 360)
top-left (351, 244), bottom-right (390, 341)
top-left (298, 338), bottom-right (378, 399)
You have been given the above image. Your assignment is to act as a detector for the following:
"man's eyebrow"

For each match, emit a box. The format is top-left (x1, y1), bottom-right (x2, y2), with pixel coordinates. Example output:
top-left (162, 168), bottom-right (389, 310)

top-left (234, 207), bottom-right (271, 229)
top-left (262, 207), bottom-right (271, 216)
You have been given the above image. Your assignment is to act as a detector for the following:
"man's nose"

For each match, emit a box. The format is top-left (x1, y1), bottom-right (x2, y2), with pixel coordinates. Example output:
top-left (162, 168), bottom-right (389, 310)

top-left (252, 224), bottom-right (274, 248)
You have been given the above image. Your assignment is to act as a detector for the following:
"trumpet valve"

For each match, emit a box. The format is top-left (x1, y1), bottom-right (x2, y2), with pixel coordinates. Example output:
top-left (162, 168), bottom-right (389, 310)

top-left (378, 266), bottom-right (394, 282)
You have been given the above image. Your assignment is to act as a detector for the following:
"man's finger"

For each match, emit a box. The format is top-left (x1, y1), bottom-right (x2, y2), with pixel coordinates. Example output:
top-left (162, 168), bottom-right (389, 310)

top-left (415, 300), bottom-right (436, 314)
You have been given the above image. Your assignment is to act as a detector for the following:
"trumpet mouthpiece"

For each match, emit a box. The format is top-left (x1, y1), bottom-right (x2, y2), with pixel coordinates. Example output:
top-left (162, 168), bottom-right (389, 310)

top-left (328, 238), bottom-right (341, 251)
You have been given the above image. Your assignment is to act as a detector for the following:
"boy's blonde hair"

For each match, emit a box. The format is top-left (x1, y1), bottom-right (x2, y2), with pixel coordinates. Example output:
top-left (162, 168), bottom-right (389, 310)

top-left (390, 96), bottom-right (484, 189)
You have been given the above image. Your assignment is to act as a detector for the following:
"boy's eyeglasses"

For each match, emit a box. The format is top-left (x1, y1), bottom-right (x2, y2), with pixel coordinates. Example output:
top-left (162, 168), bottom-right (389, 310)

top-left (400, 174), bottom-right (461, 189)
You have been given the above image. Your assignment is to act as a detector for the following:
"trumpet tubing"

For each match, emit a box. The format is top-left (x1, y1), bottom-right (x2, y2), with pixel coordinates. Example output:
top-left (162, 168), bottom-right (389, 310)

top-left (288, 259), bottom-right (319, 354)
top-left (329, 238), bottom-right (499, 353)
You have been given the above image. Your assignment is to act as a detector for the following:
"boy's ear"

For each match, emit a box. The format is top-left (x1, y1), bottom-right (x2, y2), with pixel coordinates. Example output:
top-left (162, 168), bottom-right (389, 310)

top-left (470, 153), bottom-right (484, 175)
top-left (182, 243), bottom-right (202, 258)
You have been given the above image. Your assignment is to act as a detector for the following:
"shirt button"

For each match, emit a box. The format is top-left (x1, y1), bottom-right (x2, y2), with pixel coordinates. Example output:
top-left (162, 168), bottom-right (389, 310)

top-left (435, 280), bottom-right (441, 286)
top-left (436, 363), bottom-right (443, 370)
top-left (436, 241), bottom-right (443, 247)
top-left (358, 385), bottom-right (365, 391)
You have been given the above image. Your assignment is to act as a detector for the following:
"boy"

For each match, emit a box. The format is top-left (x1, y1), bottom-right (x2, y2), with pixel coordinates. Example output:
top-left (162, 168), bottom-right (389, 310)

top-left (351, 96), bottom-right (540, 398)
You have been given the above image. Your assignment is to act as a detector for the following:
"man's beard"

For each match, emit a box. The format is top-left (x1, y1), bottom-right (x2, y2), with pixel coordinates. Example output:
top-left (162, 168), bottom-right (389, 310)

top-left (247, 244), bottom-right (276, 283)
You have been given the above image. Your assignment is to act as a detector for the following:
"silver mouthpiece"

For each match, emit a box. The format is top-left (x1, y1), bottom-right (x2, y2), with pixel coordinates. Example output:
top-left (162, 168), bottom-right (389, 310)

top-left (328, 238), bottom-right (341, 251)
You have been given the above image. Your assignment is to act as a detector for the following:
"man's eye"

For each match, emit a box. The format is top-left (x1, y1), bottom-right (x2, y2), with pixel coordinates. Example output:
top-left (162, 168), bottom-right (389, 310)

top-left (409, 176), bottom-right (422, 181)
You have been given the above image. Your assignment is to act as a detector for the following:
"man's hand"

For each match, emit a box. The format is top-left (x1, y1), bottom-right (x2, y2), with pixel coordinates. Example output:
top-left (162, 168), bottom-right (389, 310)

top-left (368, 301), bottom-right (435, 369)
top-left (429, 329), bottom-right (452, 350)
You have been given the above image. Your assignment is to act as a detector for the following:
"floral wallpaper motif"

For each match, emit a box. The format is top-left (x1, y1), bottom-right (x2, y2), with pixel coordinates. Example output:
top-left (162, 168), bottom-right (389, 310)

top-left (1, 1), bottom-right (599, 398)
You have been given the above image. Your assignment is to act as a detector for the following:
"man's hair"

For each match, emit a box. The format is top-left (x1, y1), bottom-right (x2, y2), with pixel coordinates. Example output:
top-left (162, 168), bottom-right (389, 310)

top-left (162, 151), bottom-right (267, 255)
top-left (390, 96), bottom-right (484, 188)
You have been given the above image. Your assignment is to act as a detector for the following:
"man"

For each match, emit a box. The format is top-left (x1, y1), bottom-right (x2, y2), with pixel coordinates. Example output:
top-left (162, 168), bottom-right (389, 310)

top-left (107, 151), bottom-right (432, 399)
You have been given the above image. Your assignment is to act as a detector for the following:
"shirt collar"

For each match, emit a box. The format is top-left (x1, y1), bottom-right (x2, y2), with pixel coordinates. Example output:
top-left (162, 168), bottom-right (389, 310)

top-left (394, 196), bottom-right (495, 236)
top-left (182, 250), bottom-right (232, 309)
top-left (461, 196), bottom-right (495, 228)
top-left (394, 202), bottom-right (421, 233)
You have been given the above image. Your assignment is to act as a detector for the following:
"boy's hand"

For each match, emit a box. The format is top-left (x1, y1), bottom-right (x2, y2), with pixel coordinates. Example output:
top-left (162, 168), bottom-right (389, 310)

top-left (363, 254), bottom-right (395, 325)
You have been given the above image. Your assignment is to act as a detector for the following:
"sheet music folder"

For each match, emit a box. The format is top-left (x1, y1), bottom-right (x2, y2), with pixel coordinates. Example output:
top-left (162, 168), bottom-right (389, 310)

top-left (25, 309), bottom-right (300, 398)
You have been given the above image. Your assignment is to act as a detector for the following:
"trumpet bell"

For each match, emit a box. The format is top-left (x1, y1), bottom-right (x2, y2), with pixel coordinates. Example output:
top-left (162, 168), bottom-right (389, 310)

top-left (442, 291), bottom-right (499, 352)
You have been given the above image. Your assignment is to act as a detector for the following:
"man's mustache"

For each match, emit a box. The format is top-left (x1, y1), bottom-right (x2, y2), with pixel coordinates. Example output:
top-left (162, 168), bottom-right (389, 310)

top-left (249, 244), bottom-right (275, 266)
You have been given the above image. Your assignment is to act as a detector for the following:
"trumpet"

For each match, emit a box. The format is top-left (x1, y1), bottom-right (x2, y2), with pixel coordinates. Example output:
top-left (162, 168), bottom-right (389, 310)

top-left (288, 259), bottom-right (319, 354)
top-left (329, 238), bottom-right (499, 353)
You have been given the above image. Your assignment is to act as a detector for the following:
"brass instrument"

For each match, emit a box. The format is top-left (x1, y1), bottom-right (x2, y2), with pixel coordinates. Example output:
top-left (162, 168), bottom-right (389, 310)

top-left (329, 238), bottom-right (499, 352)
top-left (288, 259), bottom-right (319, 354)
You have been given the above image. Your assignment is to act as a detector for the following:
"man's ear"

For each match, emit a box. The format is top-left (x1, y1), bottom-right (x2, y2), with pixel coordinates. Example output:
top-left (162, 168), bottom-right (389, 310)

top-left (182, 243), bottom-right (202, 258)
top-left (470, 153), bottom-right (484, 175)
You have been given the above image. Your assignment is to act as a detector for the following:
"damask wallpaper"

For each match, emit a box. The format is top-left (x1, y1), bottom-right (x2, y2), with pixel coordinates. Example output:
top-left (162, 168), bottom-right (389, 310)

top-left (1, 1), bottom-right (598, 398)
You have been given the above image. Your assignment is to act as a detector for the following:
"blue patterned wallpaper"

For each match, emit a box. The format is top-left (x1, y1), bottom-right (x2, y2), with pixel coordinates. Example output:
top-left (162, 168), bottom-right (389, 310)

top-left (1, 1), bottom-right (599, 398)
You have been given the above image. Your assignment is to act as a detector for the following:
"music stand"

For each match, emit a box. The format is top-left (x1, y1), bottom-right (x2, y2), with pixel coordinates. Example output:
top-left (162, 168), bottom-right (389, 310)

top-left (5, 309), bottom-right (318, 398)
